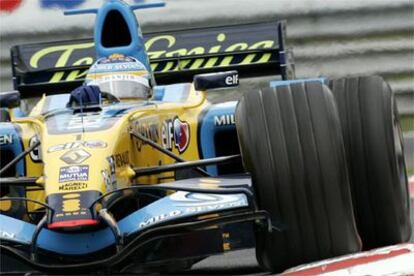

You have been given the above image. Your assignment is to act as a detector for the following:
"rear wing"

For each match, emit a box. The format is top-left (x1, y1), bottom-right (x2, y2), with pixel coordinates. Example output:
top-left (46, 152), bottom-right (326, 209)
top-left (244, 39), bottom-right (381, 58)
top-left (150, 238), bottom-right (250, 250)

top-left (11, 21), bottom-right (295, 98)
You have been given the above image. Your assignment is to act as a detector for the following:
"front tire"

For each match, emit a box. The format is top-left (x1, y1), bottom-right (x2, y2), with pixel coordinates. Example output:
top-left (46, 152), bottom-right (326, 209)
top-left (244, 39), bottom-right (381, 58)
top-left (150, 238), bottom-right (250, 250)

top-left (236, 82), bottom-right (361, 272)
top-left (329, 76), bottom-right (411, 248)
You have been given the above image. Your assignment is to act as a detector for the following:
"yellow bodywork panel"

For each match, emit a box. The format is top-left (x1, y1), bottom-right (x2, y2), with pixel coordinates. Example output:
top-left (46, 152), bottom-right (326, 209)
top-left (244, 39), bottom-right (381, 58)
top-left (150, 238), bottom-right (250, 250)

top-left (7, 84), bottom-right (209, 214)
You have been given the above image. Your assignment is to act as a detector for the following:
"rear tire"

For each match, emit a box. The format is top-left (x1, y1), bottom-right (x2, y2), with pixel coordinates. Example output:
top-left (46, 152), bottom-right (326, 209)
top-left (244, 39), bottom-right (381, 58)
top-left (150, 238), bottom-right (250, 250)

top-left (236, 82), bottom-right (361, 272)
top-left (329, 76), bottom-right (411, 249)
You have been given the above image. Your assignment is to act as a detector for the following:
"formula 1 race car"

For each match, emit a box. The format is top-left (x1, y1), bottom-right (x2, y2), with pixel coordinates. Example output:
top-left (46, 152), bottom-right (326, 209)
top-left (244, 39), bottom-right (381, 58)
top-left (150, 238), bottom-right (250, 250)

top-left (0, 0), bottom-right (411, 274)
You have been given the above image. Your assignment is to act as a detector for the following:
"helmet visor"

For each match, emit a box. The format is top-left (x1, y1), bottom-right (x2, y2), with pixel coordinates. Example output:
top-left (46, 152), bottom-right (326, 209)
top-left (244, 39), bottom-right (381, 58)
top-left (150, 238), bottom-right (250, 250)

top-left (91, 74), bottom-right (151, 100)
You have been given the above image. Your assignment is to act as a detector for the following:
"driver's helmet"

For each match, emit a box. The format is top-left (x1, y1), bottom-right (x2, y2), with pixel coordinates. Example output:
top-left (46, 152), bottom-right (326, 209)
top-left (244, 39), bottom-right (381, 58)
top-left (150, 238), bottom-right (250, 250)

top-left (85, 54), bottom-right (152, 100)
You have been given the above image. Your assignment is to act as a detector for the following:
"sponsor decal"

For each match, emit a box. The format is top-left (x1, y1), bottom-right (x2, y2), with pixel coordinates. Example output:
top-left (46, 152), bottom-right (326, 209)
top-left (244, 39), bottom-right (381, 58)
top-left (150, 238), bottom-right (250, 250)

top-left (67, 114), bottom-right (103, 130)
top-left (58, 182), bottom-right (88, 191)
top-left (95, 53), bottom-right (137, 64)
top-left (0, 134), bottom-right (13, 145)
top-left (139, 192), bottom-right (247, 229)
top-left (27, 24), bottom-right (276, 83)
top-left (139, 201), bottom-right (246, 229)
top-left (53, 194), bottom-right (83, 217)
top-left (50, 192), bottom-right (99, 219)
top-left (60, 148), bottom-right (91, 164)
top-left (170, 192), bottom-right (246, 211)
top-left (173, 118), bottom-right (190, 152)
top-left (225, 74), bottom-right (239, 86)
top-left (92, 55), bottom-right (146, 71)
top-left (100, 53), bottom-right (128, 63)
top-left (184, 201), bottom-right (245, 213)
top-left (84, 140), bottom-right (108, 148)
top-left (28, 136), bottom-right (42, 162)
top-left (108, 151), bottom-right (129, 168)
top-left (170, 193), bottom-right (229, 206)
top-left (0, 230), bottom-right (16, 240)
top-left (48, 140), bottom-right (107, 153)
top-left (59, 165), bottom-right (89, 183)
top-left (214, 114), bottom-right (235, 126)
top-left (91, 73), bottom-right (146, 83)
top-left (62, 198), bottom-right (81, 212)
top-left (132, 120), bottom-right (159, 151)
top-left (139, 210), bottom-right (182, 229)
top-left (46, 110), bottom-right (127, 135)
top-left (162, 117), bottom-right (190, 153)
top-left (55, 211), bottom-right (87, 218)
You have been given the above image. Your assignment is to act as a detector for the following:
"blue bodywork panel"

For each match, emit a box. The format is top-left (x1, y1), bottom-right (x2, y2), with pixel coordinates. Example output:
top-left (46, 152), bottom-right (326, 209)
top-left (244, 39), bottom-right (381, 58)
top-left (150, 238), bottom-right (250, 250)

top-left (94, 0), bottom-right (150, 70)
top-left (0, 190), bottom-right (248, 255)
top-left (64, 0), bottom-right (164, 74)
top-left (0, 123), bottom-right (25, 177)
top-left (198, 101), bottom-right (238, 176)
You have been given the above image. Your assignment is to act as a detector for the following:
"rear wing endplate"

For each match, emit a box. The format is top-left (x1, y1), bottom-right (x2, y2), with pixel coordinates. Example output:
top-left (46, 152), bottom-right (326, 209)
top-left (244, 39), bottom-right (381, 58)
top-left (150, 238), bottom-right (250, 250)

top-left (11, 21), bottom-right (295, 98)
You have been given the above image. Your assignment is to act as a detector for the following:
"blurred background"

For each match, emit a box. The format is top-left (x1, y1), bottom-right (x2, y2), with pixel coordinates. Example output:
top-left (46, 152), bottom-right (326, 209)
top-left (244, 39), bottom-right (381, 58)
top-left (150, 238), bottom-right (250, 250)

top-left (0, 0), bottom-right (413, 170)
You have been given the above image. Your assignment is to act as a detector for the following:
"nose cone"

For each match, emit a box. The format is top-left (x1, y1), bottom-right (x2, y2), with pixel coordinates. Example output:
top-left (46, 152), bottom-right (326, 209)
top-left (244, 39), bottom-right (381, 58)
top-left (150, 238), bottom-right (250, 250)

top-left (47, 191), bottom-right (100, 230)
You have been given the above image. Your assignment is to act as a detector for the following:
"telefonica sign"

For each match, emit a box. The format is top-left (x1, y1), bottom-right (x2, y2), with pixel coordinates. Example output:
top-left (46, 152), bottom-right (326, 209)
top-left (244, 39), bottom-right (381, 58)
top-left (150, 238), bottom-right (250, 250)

top-left (28, 33), bottom-right (274, 83)
top-left (12, 20), bottom-right (280, 84)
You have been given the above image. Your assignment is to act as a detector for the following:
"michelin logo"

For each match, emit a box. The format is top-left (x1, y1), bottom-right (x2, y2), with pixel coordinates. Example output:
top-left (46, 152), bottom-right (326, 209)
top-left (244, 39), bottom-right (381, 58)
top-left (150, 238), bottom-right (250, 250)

top-left (214, 114), bottom-right (235, 126)
top-left (59, 165), bottom-right (89, 183)
top-left (170, 192), bottom-right (243, 207)
top-left (138, 192), bottom-right (248, 229)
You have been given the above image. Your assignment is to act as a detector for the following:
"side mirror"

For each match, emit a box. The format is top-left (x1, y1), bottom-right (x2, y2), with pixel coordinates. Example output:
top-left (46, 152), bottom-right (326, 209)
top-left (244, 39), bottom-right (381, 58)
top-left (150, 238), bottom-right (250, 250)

top-left (0, 91), bottom-right (21, 109)
top-left (194, 71), bottom-right (239, 91)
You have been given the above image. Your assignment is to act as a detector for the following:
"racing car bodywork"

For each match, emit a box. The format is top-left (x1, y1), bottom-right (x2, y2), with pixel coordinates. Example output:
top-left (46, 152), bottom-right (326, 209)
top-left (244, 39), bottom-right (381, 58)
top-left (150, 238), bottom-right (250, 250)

top-left (0, 0), bottom-right (411, 274)
top-left (0, 0), bottom-right (287, 272)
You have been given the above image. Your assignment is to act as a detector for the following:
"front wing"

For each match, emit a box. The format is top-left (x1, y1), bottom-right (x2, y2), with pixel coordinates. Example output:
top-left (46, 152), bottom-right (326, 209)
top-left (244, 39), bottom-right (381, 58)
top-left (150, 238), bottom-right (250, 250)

top-left (0, 176), bottom-right (270, 273)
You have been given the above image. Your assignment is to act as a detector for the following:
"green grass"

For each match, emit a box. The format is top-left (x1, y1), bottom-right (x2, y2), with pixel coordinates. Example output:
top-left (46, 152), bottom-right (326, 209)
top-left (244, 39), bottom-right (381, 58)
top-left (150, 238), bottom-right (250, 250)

top-left (407, 167), bottom-right (414, 176)
top-left (401, 116), bottom-right (414, 132)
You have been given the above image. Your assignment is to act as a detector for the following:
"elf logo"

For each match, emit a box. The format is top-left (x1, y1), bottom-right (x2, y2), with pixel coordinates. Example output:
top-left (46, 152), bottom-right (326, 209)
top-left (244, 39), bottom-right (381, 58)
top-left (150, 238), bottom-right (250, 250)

top-left (162, 117), bottom-right (190, 153)
top-left (225, 74), bottom-right (239, 86)
top-left (48, 140), bottom-right (107, 153)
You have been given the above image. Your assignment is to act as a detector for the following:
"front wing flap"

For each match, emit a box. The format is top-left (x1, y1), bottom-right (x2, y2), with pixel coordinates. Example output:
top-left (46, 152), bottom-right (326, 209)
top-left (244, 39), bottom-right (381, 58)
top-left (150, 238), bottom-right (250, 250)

top-left (0, 176), bottom-right (269, 272)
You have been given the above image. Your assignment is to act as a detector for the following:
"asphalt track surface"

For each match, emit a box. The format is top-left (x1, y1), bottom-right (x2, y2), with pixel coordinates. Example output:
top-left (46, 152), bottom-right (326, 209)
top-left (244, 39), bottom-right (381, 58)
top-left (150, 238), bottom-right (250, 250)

top-left (185, 249), bottom-right (266, 275)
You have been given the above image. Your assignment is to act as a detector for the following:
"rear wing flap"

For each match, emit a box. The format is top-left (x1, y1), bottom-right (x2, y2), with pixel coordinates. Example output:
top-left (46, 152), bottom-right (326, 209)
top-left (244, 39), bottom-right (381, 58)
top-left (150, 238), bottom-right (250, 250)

top-left (11, 21), bottom-right (295, 98)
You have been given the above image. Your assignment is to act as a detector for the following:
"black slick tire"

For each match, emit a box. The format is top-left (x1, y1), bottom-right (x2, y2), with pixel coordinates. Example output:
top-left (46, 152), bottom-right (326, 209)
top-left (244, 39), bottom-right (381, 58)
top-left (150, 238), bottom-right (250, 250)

top-left (235, 81), bottom-right (361, 273)
top-left (329, 76), bottom-right (411, 249)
